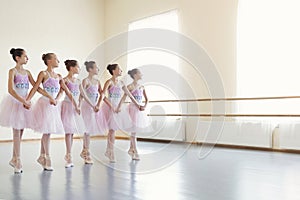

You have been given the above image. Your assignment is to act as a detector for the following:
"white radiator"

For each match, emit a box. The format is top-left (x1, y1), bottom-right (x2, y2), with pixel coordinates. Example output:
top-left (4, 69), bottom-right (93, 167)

top-left (278, 123), bottom-right (300, 150)
top-left (196, 121), bottom-right (274, 148)
top-left (137, 118), bottom-right (185, 141)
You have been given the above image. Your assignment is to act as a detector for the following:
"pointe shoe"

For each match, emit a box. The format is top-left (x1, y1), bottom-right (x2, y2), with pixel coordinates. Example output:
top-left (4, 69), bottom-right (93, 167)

top-left (44, 156), bottom-right (53, 171)
top-left (9, 158), bottom-right (16, 168)
top-left (84, 156), bottom-right (94, 165)
top-left (132, 151), bottom-right (140, 161)
top-left (84, 149), bottom-right (94, 164)
top-left (37, 155), bottom-right (46, 169)
top-left (105, 149), bottom-right (116, 163)
top-left (14, 158), bottom-right (23, 174)
top-left (128, 148), bottom-right (134, 157)
top-left (80, 149), bottom-right (94, 165)
top-left (64, 154), bottom-right (74, 168)
top-left (129, 149), bottom-right (140, 161)
top-left (10, 158), bottom-right (23, 173)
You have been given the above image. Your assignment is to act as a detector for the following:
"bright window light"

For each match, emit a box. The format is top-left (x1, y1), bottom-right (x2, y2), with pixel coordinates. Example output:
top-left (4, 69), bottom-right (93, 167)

top-left (237, 0), bottom-right (300, 117)
top-left (127, 10), bottom-right (181, 117)
top-left (127, 10), bottom-right (179, 71)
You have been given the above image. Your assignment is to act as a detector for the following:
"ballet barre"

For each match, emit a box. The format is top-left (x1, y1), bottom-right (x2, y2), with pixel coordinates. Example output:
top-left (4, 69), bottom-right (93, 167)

top-left (144, 95), bottom-right (300, 117)
top-left (147, 95), bottom-right (300, 103)
top-left (147, 114), bottom-right (300, 117)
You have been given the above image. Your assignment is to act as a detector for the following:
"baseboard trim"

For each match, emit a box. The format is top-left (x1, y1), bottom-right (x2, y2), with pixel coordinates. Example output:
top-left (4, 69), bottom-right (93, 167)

top-left (136, 138), bottom-right (300, 154)
top-left (1, 136), bottom-right (300, 154)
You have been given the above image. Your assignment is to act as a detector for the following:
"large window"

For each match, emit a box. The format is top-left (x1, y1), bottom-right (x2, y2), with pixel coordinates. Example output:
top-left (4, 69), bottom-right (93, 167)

top-left (127, 10), bottom-right (179, 71)
top-left (127, 10), bottom-right (181, 118)
top-left (237, 0), bottom-right (300, 117)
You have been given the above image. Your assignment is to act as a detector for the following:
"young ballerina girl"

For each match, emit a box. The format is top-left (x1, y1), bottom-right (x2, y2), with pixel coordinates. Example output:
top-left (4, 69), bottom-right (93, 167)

top-left (102, 64), bottom-right (141, 163)
top-left (80, 61), bottom-right (106, 164)
top-left (121, 68), bottom-right (150, 160)
top-left (26, 53), bottom-right (78, 171)
top-left (0, 48), bottom-right (53, 173)
top-left (60, 59), bottom-right (86, 168)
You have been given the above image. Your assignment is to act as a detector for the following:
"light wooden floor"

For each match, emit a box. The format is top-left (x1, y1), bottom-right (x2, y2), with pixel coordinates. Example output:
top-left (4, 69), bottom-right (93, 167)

top-left (1, 139), bottom-right (300, 200)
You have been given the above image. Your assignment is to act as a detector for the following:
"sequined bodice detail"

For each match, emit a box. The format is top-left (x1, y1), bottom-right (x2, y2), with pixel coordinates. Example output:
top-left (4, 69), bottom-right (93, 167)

top-left (64, 80), bottom-right (80, 102)
top-left (108, 83), bottom-right (122, 107)
top-left (14, 72), bottom-right (29, 97)
top-left (42, 72), bottom-right (60, 98)
top-left (131, 88), bottom-right (143, 105)
top-left (84, 82), bottom-right (98, 105)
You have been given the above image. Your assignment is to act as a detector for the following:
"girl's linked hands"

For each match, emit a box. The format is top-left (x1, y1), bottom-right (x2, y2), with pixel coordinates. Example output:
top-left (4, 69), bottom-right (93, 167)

top-left (76, 105), bottom-right (81, 115)
top-left (49, 98), bottom-right (57, 106)
top-left (94, 106), bottom-right (99, 112)
top-left (139, 105), bottom-right (146, 111)
top-left (114, 107), bottom-right (121, 113)
top-left (23, 100), bottom-right (31, 109)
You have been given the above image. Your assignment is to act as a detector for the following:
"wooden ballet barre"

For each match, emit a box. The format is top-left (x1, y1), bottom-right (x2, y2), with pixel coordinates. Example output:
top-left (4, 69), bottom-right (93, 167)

top-left (145, 95), bottom-right (300, 103)
top-left (147, 114), bottom-right (300, 117)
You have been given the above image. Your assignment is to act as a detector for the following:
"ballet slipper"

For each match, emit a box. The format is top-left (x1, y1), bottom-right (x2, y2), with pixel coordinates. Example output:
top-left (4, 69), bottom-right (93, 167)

top-left (14, 157), bottom-right (23, 174)
top-left (44, 155), bottom-right (53, 171)
top-left (37, 154), bottom-right (46, 169)
top-left (105, 148), bottom-right (116, 163)
top-left (64, 153), bottom-right (74, 168)
top-left (80, 149), bottom-right (94, 164)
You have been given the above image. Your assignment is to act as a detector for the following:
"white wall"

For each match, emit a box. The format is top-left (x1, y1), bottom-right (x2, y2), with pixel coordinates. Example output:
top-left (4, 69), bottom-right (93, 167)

top-left (104, 0), bottom-right (237, 96)
top-left (0, 0), bottom-right (105, 140)
top-left (104, 0), bottom-right (238, 141)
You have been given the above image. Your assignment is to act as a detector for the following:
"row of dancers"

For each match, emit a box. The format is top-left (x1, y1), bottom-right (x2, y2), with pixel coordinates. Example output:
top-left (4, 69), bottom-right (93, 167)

top-left (0, 48), bottom-right (150, 173)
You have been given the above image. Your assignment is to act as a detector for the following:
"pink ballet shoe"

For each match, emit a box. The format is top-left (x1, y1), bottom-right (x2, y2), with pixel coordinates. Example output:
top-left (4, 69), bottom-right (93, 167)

top-left (64, 153), bottom-right (74, 168)
top-left (105, 149), bottom-right (116, 163)
top-left (128, 149), bottom-right (140, 160)
top-left (9, 158), bottom-right (16, 168)
top-left (37, 155), bottom-right (46, 169)
top-left (44, 156), bottom-right (53, 171)
top-left (80, 149), bottom-right (94, 165)
top-left (132, 152), bottom-right (140, 161)
top-left (14, 157), bottom-right (23, 174)
top-left (10, 157), bottom-right (23, 173)
top-left (128, 148), bottom-right (134, 157)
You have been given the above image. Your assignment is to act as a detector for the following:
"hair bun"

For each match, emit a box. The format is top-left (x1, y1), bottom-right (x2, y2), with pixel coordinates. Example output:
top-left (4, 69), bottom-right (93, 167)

top-left (42, 54), bottom-right (46, 61)
top-left (64, 60), bottom-right (70, 65)
top-left (127, 70), bottom-right (131, 75)
top-left (106, 63), bottom-right (118, 75)
top-left (84, 61), bottom-right (89, 66)
top-left (10, 48), bottom-right (16, 55)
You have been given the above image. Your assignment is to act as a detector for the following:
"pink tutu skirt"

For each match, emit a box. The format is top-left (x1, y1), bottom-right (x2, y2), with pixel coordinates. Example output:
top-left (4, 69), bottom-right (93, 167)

top-left (101, 103), bottom-right (132, 131)
top-left (0, 95), bottom-right (35, 130)
top-left (81, 101), bottom-right (106, 135)
top-left (61, 100), bottom-right (86, 134)
top-left (32, 97), bottom-right (65, 134)
top-left (127, 103), bottom-right (152, 132)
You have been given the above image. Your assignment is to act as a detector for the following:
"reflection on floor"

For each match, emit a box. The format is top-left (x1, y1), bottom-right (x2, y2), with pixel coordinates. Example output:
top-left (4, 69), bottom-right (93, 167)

top-left (1, 139), bottom-right (300, 200)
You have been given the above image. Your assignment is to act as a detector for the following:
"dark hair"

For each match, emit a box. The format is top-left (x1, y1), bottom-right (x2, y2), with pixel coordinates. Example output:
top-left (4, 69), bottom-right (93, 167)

top-left (64, 60), bottom-right (78, 71)
top-left (106, 64), bottom-right (118, 75)
top-left (42, 53), bottom-right (54, 65)
top-left (84, 61), bottom-right (96, 72)
top-left (128, 68), bottom-right (139, 79)
top-left (10, 48), bottom-right (25, 62)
